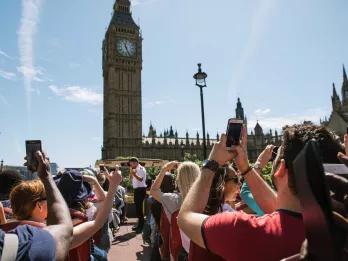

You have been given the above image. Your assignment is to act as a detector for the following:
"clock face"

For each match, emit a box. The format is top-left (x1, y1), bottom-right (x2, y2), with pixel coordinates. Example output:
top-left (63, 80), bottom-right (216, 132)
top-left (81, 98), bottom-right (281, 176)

top-left (116, 39), bottom-right (136, 57)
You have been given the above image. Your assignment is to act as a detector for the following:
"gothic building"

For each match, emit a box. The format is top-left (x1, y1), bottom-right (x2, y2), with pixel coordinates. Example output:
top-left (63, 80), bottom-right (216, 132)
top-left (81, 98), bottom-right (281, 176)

top-left (323, 66), bottom-right (348, 137)
top-left (101, 0), bottom-right (280, 162)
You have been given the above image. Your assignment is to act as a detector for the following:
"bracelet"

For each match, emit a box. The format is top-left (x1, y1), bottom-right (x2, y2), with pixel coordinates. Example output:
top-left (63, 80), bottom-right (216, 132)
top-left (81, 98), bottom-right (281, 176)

top-left (240, 166), bottom-right (252, 177)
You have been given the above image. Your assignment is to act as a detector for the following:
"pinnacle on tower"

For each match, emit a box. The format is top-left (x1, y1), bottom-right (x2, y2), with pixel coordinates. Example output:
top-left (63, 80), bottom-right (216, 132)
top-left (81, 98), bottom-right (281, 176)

top-left (341, 65), bottom-right (348, 106)
top-left (169, 126), bottom-right (174, 137)
top-left (332, 82), bottom-right (341, 111)
top-left (114, 0), bottom-right (131, 13)
top-left (332, 83), bottom-right (339, 98)
top-left (235, 97), bottom-right (245, 120)
top-left (254, 121), bottom-right (263, 136)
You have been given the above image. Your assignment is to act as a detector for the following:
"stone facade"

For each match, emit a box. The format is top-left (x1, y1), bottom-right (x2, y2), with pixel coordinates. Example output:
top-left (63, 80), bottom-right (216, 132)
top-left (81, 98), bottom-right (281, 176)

top-left (102, 0), bottom-right (281, 162)
top-left (323, 66), bottom-right (348, 137)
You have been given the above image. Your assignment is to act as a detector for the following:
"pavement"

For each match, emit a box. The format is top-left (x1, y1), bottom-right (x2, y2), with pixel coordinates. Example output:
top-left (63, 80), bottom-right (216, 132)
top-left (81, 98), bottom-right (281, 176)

top-left (108, 218), bottom-right (152, 261)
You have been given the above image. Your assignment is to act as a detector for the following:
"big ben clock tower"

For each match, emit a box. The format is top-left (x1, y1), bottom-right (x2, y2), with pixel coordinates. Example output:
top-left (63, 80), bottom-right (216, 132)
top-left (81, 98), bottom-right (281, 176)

top-left (102, 0), bottom-right (143, 159)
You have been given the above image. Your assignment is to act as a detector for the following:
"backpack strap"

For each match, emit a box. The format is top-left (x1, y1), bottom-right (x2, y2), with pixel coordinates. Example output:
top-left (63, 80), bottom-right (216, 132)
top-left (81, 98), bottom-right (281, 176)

top-left (2, 233), bottom-right (19, 261)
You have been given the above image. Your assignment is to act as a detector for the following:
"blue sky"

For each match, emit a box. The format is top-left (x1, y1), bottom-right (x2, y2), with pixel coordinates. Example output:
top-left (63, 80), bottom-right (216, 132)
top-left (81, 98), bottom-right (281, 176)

top-left (0, 0), bottom-right (348, 167)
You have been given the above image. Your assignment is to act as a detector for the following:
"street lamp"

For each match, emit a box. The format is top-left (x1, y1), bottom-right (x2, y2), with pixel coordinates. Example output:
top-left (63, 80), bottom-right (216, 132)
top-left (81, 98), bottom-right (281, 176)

top-left (193, 63), bottom-right (208, 159)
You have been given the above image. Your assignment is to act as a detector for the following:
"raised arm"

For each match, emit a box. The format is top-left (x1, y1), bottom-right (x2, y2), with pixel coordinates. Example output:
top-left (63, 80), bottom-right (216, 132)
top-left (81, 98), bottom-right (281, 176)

top-left (0, 201), bottom-right (6, 224)
top-left (83, 174), bottom-right (106, 201)
top-left (36, 151), bottom-right (73, 261)
top-left (234, 130), bottom-right (277, 213)
top-left (178, 135), bottom-right (235, 248)
top-left (150, 161), bottom-right (178, 202)
top-left (70, 166), bottom-right (122, 249)
top-left (131, 168), bottom-right (143, 182)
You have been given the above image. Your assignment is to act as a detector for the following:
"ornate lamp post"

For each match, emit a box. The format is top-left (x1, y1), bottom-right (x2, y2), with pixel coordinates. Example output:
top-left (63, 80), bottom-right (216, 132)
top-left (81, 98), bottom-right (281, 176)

top-left (193, 63), bottom-right (208, 159)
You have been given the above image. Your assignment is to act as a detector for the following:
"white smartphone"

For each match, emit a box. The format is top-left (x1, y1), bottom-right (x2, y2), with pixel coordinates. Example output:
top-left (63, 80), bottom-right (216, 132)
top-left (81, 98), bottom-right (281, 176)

top-left (323, 164), bottom-right (348, 175)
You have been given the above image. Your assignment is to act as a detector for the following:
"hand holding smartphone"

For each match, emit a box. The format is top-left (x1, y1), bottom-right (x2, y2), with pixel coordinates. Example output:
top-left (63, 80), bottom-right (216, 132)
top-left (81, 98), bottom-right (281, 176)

top-left (226, 118), bottom-right (244, 148)
top-left (25, 140), bottom-right (42, 172)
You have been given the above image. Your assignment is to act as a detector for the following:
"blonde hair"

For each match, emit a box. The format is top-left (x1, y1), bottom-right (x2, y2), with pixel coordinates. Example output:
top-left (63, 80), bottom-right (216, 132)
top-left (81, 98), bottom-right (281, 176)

top-left (10, 179), bottom-right (45, 220)
top-left (176, 162), bottom-right (200, 199)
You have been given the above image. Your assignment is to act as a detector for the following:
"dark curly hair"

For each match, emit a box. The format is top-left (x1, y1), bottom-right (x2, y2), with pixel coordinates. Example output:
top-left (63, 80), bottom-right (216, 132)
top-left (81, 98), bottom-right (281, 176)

top-left (0, 169), bottom-right (23, 199)
top-left (282, 123), bottom-right (343, 195)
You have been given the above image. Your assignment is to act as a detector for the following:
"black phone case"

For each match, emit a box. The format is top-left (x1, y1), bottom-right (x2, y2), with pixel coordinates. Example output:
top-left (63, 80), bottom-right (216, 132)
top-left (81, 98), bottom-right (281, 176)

top-left (25, 140), bottom-right (42, 172)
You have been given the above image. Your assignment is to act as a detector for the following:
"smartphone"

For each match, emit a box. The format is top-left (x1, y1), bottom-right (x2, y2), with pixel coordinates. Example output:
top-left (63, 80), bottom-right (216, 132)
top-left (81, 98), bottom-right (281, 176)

top-left (226, 118), bottom-right (243, 147)
top-left (323, 164), bottom-right (348, 175)
top-left (25, 140), bottom-right (42, 172)
top-left (346, 126), bottom-right (348, 134)
top-left (270, 146), bottom-right (280, 162)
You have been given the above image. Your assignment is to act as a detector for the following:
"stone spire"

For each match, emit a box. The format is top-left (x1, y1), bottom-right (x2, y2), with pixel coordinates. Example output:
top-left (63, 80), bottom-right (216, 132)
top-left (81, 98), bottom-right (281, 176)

top-left (342, 65), bottom-right (348, 107)
top-left (235, 97), bottom-right (245, 121)
top-left (148, 122), bottom-right (157, 138)
top-left (169, 126), bottom-right (174, 138)
top-left (254, 121), bottom-right (263, 136)
top-left (332, 83), bottom-right (341, 112)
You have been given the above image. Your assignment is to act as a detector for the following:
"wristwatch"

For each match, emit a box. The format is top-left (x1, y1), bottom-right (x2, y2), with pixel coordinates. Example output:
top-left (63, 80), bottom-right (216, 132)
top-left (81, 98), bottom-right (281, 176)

top-left (253, 161), bottom-right (262, 171)
top-left (202, 159), bottom-right (220, 173)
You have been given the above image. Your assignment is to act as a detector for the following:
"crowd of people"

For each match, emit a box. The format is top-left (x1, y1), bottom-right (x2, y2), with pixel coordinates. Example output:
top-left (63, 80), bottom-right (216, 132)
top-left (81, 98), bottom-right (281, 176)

top-left (0, 122), bottom-right (347, 261)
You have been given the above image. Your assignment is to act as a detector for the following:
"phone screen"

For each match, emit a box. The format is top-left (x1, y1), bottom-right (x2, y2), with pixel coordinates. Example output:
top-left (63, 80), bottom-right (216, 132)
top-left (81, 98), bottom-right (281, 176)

top-left (270, 146), bottom-right (280, 162)
top-left (25, 140), bottom-right (42, 172)
top-left (226, 119), bottom-right (243, 147)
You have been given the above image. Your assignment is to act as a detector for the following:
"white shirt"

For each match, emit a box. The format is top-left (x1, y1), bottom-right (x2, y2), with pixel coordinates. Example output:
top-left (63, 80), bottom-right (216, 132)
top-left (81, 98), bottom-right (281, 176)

top-left (132, 165), bottom-right (147, 188)
top-left (180, 229), bottom-right (190, 254)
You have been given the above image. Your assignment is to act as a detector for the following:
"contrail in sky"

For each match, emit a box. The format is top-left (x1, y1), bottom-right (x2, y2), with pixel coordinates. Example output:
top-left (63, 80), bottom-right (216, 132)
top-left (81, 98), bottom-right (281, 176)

top-left (228, 0), bottom-right (277, 98)
top-left (17, 0), bottom-right (43, 114)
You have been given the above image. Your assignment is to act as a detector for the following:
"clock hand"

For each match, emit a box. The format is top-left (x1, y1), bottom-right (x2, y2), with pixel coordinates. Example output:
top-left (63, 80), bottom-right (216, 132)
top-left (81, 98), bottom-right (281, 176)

top-left (123, 43), bottom-right (131, 56)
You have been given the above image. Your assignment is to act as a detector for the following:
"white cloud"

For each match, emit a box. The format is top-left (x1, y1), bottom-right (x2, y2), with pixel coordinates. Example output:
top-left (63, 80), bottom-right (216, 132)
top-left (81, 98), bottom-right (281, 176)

top-left (0, 69), bottom-right (16, 80)
top-left (132, 0), bottom-right (159, 6)
top-left (254, 108), bottom-right (271, 115)
top-left (145, 99), bottom-right (175, 108)
top-left (68, 62), bottom-right (81, 69)
top-left (146, 100), bottom-right (165, 107)
top-left (0, 49), bottom-right (14, 60)
top-left (49, 85), bottom-right (103, 105)
top-left (17, 0), bottom-right (43, 109)
top-left (17, 66), bottom-right (45, 82)
top-left (248, 107), bottom-right (330, 130)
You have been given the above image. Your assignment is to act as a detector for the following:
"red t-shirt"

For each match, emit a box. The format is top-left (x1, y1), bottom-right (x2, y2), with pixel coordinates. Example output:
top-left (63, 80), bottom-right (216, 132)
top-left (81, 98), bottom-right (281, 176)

top-left (202, 209), bottom-right (305, 261)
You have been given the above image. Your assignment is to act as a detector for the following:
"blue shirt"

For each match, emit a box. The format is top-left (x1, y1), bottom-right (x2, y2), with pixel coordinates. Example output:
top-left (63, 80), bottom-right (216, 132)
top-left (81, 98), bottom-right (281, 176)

top-left (240, 182), bottom-right (264, 216)
top-left (0, 225), bottom-right (56, 261)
